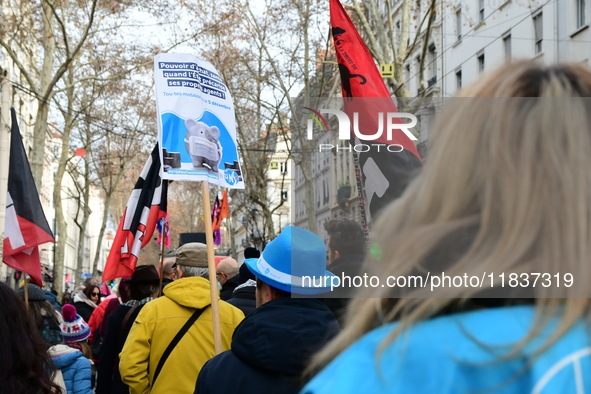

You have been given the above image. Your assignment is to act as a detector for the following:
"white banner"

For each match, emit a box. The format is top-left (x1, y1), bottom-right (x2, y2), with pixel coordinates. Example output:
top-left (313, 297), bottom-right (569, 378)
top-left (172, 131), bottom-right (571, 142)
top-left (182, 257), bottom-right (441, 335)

top-left (154, 53), bottom-right (244, 188)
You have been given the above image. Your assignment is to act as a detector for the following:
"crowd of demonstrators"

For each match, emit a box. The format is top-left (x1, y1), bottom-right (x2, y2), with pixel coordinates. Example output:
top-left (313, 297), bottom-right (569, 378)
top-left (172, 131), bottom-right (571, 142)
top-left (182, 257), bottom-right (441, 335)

top-left (96, 265), bottom-right (161, 394)
top-left (196, 226), bottom-right (340, 394)
top-left (216, 257), bottom-right (240, 300)
top-left (49, 304), bottom-right (94, 394)
top-left (0, 282), bottom-right (62, 393)
top-left (301, 62), bottom-right (591, 393)
top-left (226, 247), bottom-right (259, 316)
top-left (321, 219), bottom-right (366, 325)
top-left (9, 62), bottom-right (591, 394)
top-left (119, 243), bottom-right (244, 394)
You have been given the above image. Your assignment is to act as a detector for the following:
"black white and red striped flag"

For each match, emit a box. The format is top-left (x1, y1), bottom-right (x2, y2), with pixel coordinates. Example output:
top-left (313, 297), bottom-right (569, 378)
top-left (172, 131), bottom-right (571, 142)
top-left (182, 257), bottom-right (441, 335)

top-left (330, 0), bottom-right (423, 222)
top-left (103, 144), bottom-right (168, 281)
top-left (3, 108), bottom-right (55, 286)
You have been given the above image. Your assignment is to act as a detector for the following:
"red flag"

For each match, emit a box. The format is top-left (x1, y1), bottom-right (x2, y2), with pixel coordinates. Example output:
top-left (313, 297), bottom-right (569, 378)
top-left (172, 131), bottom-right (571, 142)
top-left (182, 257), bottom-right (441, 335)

top-left (219, 190), bottom-right (229, 221)
top-left (103, 145), bottom-right (168, 281)
top-left (330, 0), bottom-right (422, 221)
top-left (3, 108), bottom-right (55, 286)
top-left (212, 189), bottom-right (229, 240)
top-left (75, 148), bottom-right (86, 157)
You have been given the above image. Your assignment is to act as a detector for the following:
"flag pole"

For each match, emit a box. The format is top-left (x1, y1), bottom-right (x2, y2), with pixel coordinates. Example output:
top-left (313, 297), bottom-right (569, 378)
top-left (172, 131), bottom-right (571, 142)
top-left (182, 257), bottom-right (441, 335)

top-left (0, 64), bottom-right (12, 262)
top-left (23, 275), bottom-right (29, 310)
top-left (201, 180), bottom-right (222, 354)
top-left (158, 219), bottom-right (166, 297)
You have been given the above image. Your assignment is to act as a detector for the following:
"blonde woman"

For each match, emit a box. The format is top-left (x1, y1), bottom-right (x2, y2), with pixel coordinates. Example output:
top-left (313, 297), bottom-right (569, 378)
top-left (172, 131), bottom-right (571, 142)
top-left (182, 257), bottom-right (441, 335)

top-left (302, 62), bottom-right (591, 393)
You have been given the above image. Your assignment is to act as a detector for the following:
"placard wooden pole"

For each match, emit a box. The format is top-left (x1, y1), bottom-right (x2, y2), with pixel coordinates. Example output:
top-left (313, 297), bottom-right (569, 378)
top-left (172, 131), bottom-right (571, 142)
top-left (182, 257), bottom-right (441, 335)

top-left (201, 181), bottom-right (222, 354)
top-left (0, 65), bottom-right (12, 262)
top-left (23, 275), bottom-right (29, 311)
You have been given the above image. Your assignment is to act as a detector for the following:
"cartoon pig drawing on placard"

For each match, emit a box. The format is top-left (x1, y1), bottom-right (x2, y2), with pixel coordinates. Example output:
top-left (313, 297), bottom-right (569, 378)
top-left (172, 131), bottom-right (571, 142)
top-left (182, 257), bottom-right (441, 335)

top-left (184, 119), bottom-right (223, 173)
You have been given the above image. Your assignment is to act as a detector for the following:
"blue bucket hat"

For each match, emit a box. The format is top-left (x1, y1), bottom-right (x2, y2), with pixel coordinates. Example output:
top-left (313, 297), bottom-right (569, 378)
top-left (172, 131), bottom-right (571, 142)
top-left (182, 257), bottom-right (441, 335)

top-left (245, 226), bottom-right (335, 295)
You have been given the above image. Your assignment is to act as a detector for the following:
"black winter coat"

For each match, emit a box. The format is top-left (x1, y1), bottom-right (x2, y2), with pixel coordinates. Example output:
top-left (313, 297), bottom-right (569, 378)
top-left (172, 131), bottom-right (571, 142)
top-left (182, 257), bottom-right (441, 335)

top-left (226, 284), bottom-right (256, 316)
top-left (220, 274), bottom-right (241, 301)
top-left (96, 304), bottom-right (145, 394)
top-left (195, 297), bottom-right (339, 394)
top-left (73, 301), bottom-right (96, 323)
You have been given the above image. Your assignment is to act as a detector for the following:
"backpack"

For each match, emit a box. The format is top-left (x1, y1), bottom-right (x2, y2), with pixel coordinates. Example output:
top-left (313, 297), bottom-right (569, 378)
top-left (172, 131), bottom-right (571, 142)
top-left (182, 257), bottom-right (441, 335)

top-left (41, 315), bottom-right (63, 346)
top-left (52, 368), bottom-right (67, 394)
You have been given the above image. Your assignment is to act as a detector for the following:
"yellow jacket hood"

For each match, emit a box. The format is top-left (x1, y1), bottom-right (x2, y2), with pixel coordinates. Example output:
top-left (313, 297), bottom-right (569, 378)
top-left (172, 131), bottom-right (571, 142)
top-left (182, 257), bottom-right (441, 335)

top-left (163, 276), bottom-right (214, 309)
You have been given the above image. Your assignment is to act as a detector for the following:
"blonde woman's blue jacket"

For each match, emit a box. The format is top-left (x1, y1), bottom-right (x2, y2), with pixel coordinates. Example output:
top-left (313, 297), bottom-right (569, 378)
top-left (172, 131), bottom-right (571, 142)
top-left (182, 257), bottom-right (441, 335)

top-left (302, 306), bottom-right (591, 394)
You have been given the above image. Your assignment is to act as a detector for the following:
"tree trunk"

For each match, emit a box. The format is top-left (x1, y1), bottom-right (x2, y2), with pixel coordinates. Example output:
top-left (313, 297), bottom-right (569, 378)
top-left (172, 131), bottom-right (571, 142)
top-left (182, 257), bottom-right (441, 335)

top-left (74, 155), bottom-right (90, 288)
top-left (31, 0), bottom-right (56, 187)
top-left (52, 68), bottom-right (75, 297)
top-left (229, 208), bottom-right (237, 260)
top-left (92, 191), bottom-right (111, 278)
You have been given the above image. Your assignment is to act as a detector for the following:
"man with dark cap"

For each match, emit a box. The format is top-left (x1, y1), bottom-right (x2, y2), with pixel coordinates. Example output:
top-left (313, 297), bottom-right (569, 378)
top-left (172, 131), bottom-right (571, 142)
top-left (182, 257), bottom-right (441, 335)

top-left (96, 265), bottom-right (160, 394)
top-left (226, 248), bottom-right (259, 316)
top-left (120, 243), bottom-right (244, 394)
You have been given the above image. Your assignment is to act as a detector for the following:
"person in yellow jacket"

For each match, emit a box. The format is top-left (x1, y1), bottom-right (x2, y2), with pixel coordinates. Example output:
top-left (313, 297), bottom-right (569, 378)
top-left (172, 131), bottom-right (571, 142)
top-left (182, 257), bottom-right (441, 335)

top-left (119, 243), bottom-right (244, 394)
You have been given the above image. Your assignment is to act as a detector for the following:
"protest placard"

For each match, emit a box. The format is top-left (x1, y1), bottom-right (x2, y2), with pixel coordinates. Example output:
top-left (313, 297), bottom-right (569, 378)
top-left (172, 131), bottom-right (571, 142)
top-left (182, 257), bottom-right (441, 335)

top-left (154, 53), bottom-right (244, 188)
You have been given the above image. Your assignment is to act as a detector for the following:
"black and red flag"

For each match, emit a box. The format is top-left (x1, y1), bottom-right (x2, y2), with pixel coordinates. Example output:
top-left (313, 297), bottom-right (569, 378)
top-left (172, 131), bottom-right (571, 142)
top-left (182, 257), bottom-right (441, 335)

top-left (3, 108), bottom-right (55, 286)
top-left (103, 144), bottom-right (168, 281)
top-left (330, 0), bottom-right (422, 222)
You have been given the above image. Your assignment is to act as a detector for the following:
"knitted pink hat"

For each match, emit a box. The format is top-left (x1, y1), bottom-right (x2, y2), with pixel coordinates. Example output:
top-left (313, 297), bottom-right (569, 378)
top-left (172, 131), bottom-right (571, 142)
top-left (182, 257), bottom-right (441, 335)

top-left (61, 304), bottom-right (90, 342)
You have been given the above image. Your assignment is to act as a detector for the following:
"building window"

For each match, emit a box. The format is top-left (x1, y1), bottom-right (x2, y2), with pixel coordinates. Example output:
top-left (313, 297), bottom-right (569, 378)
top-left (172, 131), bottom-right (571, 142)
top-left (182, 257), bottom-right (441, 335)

top-left (427, 44), bottom-right (437, 87)
top-left (270, 162), bottom-right (278, 170)
top-left (405, 63), bottom-right (411, 84)
top-left (577, 0), bottom-right (586, 28)
top-left (533, 12), bottom-right (543, 54)
top-left (456, 9), bottom-right (462, 40)
top-left (416, 55), bottom-right (422, 91)
top-left (503, 31), bottom-right (511, 60)
top-left (428, 44), bottom-right (437, 79)
top-left (279, 161), bottom-right (288, 174)
top-left (479, 0), bottom-right (485, 21)
top-left (477, 51), bottom-right (485, 73)
top-left (455, 69), bottom-right (462, 89)
top-left (281, 190), bottom-right (288, 201)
